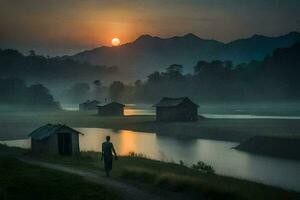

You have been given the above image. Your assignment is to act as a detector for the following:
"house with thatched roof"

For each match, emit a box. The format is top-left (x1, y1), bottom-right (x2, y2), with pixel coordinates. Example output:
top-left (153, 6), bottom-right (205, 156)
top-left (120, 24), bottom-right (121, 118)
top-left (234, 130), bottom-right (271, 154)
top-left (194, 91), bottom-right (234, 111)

top-left (154, 97), bottom-right (199, 121)
top-left (28, 124), bottom-right (83, 155)
top-left (97, 102), bottom-right (125, 116)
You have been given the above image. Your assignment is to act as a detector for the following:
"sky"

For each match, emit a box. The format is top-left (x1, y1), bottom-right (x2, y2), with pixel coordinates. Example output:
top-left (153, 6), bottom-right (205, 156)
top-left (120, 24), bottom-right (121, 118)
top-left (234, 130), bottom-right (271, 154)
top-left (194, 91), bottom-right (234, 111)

top-left (0, 0), bottom-right (299, 56)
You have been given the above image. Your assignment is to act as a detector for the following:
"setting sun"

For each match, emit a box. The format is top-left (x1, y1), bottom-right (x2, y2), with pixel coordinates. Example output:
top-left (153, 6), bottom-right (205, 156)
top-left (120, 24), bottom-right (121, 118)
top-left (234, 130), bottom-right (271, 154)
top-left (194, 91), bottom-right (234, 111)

top-left (111, 38), bottom-right (121, 46)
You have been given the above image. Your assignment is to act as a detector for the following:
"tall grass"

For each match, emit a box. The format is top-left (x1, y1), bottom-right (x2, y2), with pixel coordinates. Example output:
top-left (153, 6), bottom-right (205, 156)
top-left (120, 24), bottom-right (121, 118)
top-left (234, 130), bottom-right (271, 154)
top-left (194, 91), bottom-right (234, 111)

top-left (127, 151), bottom-right (148, 158)
top-left (120, 167), bottom-right (241, 200)
top-left (191, 161), bottom-right (215, 174)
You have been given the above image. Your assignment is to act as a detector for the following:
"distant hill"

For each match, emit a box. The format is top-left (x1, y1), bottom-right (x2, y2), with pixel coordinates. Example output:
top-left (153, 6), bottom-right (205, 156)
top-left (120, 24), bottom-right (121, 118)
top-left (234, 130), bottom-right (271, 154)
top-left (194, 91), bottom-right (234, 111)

top-left (70, 32), bottom-right (300, 81)
top-left (219, 32), bottom-right (300, 63)
top-left (0, 49), bottom-right (117, 85)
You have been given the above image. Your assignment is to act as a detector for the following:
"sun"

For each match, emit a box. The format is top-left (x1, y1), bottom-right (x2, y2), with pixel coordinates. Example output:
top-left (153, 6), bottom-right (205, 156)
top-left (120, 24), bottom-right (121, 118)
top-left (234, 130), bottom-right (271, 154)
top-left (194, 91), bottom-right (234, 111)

top-left (111, 38), bottom-right (121, 46)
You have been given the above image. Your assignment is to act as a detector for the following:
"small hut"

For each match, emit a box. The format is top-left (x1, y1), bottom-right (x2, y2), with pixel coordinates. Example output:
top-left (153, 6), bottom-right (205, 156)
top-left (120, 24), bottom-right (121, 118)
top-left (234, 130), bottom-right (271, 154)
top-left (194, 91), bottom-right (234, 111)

top-left (28, 124), bottom-right (83, 155)
top-left (79, 100), bottom-right (100, 111)
top-left (97, 102), bottom-right (125, 116)
top-left (154, 97), bottom-right (199, 121)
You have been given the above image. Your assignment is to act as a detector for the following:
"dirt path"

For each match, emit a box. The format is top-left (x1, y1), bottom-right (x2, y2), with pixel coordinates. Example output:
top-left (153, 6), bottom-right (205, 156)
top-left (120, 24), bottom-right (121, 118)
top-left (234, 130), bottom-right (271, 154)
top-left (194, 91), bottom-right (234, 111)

top-left (18, 158), bottom-right (163, 200)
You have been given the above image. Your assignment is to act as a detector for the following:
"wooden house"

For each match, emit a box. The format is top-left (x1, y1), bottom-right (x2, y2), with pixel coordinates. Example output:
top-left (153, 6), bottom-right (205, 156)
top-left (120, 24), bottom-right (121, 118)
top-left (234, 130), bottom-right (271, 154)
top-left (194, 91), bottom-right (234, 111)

top-left (97, 102), bottom-right (125, 116)
top-left (154, 97), bottom-right (199, 121)
top-left (79, 100), bottom-right (100, 111)
top-left (28, 124), bottom-right (83, 155)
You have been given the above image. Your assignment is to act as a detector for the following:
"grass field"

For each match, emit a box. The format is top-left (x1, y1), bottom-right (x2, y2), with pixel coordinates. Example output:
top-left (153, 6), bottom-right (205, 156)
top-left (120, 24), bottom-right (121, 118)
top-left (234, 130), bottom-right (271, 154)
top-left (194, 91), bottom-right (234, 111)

top-left (0, 156), bottom-right (119, 200)
top-left (30, 151), bottom-right (300, 200)
top-left (1, 144), bottom-right (299, 200)
top-left (1, 110), bottom-right (300, 142)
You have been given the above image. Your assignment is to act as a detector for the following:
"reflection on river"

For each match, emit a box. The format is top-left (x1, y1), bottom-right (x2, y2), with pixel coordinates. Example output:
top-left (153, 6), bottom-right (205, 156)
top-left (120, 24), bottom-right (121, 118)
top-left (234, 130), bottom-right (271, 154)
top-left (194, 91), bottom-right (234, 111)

top-left (1, 127), bottom-right (300, 191)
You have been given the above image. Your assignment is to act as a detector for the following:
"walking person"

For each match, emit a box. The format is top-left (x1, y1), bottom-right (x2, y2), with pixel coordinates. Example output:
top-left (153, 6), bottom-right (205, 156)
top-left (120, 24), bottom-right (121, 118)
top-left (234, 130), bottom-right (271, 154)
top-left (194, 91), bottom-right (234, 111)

top-left (101, 136), bottom-right (118, 177)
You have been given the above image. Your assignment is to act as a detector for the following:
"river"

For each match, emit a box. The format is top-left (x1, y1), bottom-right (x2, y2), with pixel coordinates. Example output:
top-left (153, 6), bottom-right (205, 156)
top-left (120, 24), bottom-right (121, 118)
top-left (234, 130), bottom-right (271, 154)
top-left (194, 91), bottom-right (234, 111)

top-left (1, 127), bottom-right (300, 191)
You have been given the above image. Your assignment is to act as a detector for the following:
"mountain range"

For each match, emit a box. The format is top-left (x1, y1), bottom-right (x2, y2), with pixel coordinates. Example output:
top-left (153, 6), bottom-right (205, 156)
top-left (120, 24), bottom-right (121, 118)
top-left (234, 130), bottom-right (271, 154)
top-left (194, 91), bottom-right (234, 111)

top-left (71, 32), bottom-right (300, 81)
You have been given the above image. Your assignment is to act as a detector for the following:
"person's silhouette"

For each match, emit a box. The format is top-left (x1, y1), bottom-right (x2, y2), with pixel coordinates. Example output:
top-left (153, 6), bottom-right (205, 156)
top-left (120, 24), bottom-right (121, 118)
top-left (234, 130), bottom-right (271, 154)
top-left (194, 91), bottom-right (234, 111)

top-left (101, 136), bottom-right (118, 177)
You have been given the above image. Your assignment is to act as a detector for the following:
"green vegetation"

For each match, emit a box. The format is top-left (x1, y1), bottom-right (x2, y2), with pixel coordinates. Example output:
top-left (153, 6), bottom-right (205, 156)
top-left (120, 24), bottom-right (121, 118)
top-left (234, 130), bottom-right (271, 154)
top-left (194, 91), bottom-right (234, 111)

top-left (0, 156), bottom-right (119, 200)
top-left (105, 43), bottom-right (300, 103)
top-left (28, 151), bottom-right (299, 200)
top-left (0, 144), bottom-right (299, 200)
top-left (0, 49), bottom-right (117, 84)
top-left (191, 161), bottom-right (215, 174)
top-left (0, 78), bottom-right (60, 110)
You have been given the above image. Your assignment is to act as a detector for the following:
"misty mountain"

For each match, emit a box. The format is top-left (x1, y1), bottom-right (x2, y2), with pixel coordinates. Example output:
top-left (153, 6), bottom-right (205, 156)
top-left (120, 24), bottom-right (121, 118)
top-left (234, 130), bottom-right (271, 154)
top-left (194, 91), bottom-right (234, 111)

top-left (218, 32), bottom-right (300, 63)
top-left (106, 43), bottom-right (300, 103)
top-left (71, 32), bottom-right (300, 81)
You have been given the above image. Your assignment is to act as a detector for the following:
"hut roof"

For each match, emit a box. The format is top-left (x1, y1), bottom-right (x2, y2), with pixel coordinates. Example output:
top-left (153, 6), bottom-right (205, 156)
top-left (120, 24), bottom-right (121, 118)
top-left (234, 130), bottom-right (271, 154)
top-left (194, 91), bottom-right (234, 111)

top-left (80, 100), bottom-right (100, 106)
top-left (28, 124), bottom-right (82, 140)
top-left (97, 102), bottom-right (125, 108)
top-left (154, 97), bottom-right (199, 108)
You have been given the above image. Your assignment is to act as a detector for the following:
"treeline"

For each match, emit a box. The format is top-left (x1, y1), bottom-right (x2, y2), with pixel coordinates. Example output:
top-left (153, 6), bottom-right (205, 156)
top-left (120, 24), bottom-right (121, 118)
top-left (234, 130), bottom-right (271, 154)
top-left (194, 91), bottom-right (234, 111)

top-left (107, 43), bottom-right (300, 103)
top-left (0, 78), bottom-right (60, 110)
top-left (61, 80), bottom-right (107, 104)
top-left (0, 49), bottom-right (117, 82)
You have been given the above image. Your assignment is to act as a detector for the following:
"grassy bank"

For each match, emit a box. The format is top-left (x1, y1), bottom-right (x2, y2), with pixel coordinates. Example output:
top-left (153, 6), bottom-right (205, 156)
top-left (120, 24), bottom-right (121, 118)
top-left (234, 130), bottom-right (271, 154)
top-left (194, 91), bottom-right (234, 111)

top-left (1, 144), bottom-right (299, 200)
top-left (0, 156), bottom-right (119, 200)
top-left (29, 151), bottom-right (299, 200)
top-left (1, 110), bottom-right (300, 142)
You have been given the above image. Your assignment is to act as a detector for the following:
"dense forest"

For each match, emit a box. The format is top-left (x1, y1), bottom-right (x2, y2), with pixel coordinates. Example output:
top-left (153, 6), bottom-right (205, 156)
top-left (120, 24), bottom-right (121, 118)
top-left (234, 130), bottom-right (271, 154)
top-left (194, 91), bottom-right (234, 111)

top-left (0, 78), bottom-right (60, 110)
top-left (0, 49), bottom-right (117, 83)
top-left (105, 43), bottom-right (300, 103)
top-left (1, 43), bottom-right (299, 105)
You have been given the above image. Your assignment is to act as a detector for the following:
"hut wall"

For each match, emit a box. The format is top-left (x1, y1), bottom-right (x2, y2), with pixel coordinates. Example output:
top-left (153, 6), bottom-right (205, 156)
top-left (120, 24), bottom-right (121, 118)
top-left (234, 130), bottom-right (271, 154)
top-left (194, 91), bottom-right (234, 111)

top-left (71, 132), bottom-right (80, 153)
top-left (47, 134), bottom-right (59, 154)
top-left (31, 138), bottom-right (49, 154)
top-left (80, 102), bottom-right (99, 111)
top-left (31, 134), bottom-right (58, 154)
top-left (30, 126), bottom-right (80, 155)
top-left (79, 104), bottom-right (86, 111)
top-left (156, 105), bottom-right (198, 121)
top-left (98, 106), bottom-right (124, 116)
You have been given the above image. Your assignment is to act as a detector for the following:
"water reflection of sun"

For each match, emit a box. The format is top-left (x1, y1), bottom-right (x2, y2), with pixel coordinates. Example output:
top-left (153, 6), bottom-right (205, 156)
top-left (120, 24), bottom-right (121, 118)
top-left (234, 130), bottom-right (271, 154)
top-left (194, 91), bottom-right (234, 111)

top-left (118, 130), bottom-right (138, 155)
top-left (77, 128), bottom-right (158, 157)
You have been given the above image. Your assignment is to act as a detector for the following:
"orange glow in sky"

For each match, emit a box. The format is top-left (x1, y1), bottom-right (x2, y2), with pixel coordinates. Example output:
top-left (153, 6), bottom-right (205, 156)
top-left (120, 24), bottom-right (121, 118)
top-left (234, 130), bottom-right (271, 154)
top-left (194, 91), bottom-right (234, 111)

top-left (1, 1), bottom-right (299, 55)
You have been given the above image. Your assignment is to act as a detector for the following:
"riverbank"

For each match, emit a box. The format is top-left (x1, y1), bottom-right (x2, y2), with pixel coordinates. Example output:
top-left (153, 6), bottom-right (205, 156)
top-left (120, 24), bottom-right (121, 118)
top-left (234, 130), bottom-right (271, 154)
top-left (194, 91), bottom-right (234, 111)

top-left (235, 136), bottom-right (300, 160)
top-left (1, 144), bottom-right (299, 200)
top-left (1, 110), bottom-right (300, 142)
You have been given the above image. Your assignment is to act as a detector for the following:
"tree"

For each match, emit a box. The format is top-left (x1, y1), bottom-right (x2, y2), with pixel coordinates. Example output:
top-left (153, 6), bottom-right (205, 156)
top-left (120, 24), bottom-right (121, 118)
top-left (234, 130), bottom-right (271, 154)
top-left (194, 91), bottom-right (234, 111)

top-left (0, 78), bottom-right (60, 109)
top-left (93, 80), bottom-right (102, 87)
top-left (66, 82), bottom-right (90, 103)
top-left (166, 64), bottom-right (183, 74)
top-left (147, 71), bottom-right (162, 82)
top-left (109, 81), bottom-right (125, 101)
top-left (93, 80), bottom-right (102, 100)
top-left (193, 61), bottom-right (208, 75)
top-left (165, 64), bottom-right (184, 80)
top-left (26, 83), bottom-right (58, 107)
top-left (134, 80), bottom-right (143, 87)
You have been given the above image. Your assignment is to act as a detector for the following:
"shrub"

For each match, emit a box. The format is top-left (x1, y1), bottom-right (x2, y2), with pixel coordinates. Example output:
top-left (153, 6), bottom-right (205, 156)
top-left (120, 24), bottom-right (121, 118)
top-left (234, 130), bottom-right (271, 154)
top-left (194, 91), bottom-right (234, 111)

top-left (191, 161), bottom-right (215, 174)
top-left (128, 151), bottom-right (147, 158)
top-left (179, 160), bottom-right (185, 166)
